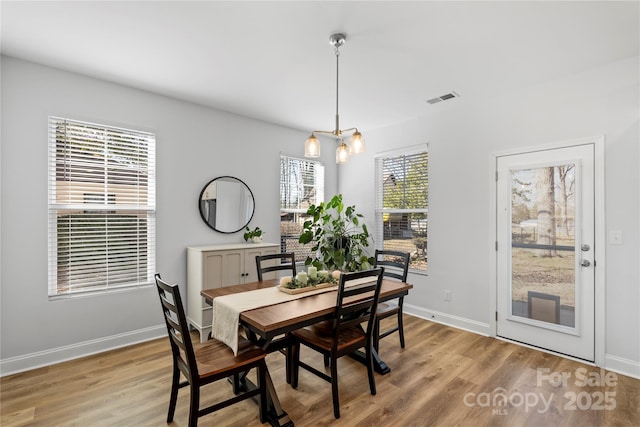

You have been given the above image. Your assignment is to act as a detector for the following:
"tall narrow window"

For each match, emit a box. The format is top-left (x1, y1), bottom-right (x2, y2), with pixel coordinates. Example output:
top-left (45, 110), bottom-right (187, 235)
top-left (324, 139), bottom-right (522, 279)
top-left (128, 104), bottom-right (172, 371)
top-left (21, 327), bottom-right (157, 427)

top-left (48, 117), bottom-right (156, 296)
top-left (280, 156), bottom-right (324, 263)
top-left (375, 146), bottom-right (428, 271)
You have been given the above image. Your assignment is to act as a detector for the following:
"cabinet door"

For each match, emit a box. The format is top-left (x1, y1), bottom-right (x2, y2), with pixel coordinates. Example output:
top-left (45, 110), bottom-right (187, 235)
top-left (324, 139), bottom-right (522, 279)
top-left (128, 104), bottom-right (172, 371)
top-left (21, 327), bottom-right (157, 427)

top-left (245, 246), bottom-right (279, 282)
top-left (203, 250), bottom-right (244, 289)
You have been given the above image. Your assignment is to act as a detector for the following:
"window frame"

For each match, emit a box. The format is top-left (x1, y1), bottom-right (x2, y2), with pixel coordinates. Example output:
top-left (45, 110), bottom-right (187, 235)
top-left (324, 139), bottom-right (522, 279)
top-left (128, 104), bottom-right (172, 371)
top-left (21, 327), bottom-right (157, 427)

top-left (374, 144), bottom-right (428, 273)
top-left (47, 117), bottom-right (156, 298)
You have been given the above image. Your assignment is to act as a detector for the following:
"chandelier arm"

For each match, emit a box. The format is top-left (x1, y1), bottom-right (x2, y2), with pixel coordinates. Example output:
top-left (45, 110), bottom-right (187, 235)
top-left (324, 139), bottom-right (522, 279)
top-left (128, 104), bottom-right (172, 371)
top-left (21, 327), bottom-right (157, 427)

top-left (340, 127), bottom-right (358, 134)
top-left (311, 130), bottom-right (335, 136)
top-left (312, 128), bottom-right (358, 137)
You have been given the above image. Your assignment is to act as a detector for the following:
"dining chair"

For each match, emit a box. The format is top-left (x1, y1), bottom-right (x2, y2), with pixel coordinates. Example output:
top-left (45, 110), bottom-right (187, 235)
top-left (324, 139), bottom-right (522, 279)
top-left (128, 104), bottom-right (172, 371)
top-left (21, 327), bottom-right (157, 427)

top-left (289, 268), bottom-right (384, 419)
top-left (255, 252), bottom-right (297, 281)
top-left (255, 252), bottom-right (297, 383)
top-left (373, 249), bottom-right (411, 351)
top-left (154, 274), bottom-right (267, 427)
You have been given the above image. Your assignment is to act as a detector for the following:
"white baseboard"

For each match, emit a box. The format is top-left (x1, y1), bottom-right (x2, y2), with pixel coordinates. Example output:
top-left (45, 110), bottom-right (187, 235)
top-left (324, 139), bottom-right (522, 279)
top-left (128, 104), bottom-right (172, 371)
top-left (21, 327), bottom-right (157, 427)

top-left (0, 325), bottom-right (166, 377)
top-left (404, 303), bottom-right (491, 336)
top-left (604, 354), bottom-right (640, 380)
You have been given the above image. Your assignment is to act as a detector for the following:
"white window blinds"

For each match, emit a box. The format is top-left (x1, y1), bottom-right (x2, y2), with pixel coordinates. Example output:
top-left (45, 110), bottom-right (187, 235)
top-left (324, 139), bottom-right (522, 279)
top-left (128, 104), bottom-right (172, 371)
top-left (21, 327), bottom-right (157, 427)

top-left (375, 146), bottom-right (428, 271)
top-left (280, 156), bottom-right (324, 212)
top-left (48, 117), bottom-right (156, 296)
top-left (280, 156), bottom-right (324, 262)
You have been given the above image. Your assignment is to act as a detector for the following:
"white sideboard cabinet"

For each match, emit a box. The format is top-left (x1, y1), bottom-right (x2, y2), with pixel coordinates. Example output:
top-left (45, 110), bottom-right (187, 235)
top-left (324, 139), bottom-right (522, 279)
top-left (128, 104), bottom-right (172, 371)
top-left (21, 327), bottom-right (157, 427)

top-left (186, 242), bottom-right (279, 342)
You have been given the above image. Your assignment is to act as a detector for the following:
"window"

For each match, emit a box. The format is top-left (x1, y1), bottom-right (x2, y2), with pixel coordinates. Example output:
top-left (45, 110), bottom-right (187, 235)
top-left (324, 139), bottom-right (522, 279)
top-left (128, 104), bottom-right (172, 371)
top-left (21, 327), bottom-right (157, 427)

top-left (280, 155), bottom-right (324, 263)
top-left (375, 146), bottom-right (428, 271)
top-left (48, 117), bottom-right (156, 296)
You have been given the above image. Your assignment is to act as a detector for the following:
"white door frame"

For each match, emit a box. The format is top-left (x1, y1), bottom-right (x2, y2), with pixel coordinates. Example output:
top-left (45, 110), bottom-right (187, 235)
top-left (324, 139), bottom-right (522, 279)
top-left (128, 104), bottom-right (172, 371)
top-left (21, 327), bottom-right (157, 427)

top-left (488, 136), bottom-right (605, 366)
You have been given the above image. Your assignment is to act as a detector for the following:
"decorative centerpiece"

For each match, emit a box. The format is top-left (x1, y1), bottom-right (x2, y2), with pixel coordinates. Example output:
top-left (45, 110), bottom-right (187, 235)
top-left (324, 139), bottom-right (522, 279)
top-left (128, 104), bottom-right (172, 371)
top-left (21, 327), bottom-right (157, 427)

top-left (243, 226), bottom-right (264, 243)
top-left (278, 268), bottom-right (339, 294)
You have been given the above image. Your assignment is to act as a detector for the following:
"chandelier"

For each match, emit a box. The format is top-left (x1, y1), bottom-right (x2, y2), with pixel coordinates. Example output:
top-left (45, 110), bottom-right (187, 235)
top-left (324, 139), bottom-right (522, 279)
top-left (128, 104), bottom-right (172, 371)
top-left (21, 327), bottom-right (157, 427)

top-left (304, 33), bottom-right (365, 164)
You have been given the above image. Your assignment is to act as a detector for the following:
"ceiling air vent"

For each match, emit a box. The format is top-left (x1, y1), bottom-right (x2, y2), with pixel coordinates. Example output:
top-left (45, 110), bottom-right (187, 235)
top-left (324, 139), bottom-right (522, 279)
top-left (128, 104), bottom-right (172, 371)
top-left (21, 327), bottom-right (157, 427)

top-left (426, 91), bottom-right (460, 105)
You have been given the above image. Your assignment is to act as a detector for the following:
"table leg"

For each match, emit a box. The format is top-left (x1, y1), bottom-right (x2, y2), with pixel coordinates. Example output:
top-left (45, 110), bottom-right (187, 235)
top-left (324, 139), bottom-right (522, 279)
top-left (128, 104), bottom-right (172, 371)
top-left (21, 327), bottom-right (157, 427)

top-left (349, 347), bottom-right (391, 375)
top-left (264, 371), bottom-right (294, 427)
top-left (235, 367), bottom-right (294, 427)
top-left (243, 326), bottom-right (293, 384)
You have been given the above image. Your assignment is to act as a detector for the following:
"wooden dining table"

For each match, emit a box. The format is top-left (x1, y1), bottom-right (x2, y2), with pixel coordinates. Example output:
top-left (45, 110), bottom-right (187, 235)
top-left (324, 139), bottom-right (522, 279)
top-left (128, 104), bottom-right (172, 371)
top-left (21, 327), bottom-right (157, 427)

top-left (201, 278), bottom-right (412, 427)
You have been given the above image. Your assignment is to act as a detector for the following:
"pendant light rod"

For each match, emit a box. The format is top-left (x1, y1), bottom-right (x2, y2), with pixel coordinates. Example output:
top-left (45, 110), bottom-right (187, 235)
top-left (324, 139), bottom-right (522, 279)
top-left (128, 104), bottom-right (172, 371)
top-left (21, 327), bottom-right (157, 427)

top-left (334, 36), bottom-right (341, 136)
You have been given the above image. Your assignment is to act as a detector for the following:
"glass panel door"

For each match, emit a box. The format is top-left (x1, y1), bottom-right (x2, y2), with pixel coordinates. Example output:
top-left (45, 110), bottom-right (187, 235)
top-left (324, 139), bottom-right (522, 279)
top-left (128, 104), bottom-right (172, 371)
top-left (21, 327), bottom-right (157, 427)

top-left (496, 143), bottom-right (595, 362)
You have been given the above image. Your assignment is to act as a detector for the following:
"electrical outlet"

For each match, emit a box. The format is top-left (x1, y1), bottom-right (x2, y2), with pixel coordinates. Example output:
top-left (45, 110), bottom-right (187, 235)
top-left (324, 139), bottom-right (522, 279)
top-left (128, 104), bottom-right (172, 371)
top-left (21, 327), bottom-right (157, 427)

top-left (444, 290), bottom-right (452, 301)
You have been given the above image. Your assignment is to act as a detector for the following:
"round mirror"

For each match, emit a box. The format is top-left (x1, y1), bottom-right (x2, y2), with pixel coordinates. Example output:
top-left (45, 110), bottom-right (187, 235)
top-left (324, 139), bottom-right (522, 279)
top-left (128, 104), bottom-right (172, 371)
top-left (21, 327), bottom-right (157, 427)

top-left (199, 176), bottom-right (255, 233)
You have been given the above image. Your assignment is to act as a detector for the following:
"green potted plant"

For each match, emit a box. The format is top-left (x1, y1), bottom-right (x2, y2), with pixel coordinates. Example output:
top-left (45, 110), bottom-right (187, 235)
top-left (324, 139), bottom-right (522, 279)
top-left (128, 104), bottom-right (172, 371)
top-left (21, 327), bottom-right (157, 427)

top-left (243, 226), bottom-right (264, 243)
top-left (299, 194), bottom-right (374, 272)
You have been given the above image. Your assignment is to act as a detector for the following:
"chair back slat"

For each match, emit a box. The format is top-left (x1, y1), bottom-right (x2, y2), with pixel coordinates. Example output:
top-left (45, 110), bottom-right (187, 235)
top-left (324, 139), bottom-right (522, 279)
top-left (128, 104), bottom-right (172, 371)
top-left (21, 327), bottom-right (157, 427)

top-left (256, 252), bottom-right (297, 281)
top-left (374, 250), bottom-right (410, 282)
top-left (155, 274), bottom-right (198, 380)
top-left (331, 268), bottom-right (384, 347)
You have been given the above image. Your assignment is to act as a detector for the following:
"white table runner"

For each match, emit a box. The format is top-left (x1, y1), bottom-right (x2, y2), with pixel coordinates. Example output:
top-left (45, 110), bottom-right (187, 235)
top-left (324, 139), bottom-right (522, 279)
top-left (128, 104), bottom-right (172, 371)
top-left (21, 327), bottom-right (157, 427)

top-left (212, 277), bottom-right (375, 355)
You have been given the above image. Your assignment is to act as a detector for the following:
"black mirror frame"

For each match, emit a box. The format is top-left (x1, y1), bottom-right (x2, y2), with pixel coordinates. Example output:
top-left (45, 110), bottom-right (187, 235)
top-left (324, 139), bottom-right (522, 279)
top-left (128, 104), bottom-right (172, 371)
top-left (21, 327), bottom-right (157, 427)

top-left (198, 176), bottom-right (255, 234)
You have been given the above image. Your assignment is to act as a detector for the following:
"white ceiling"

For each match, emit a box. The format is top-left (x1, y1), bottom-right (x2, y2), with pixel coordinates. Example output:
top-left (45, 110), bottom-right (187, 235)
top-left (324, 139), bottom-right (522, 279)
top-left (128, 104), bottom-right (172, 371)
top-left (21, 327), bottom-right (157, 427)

top-left (1, 1), bottom-right (638, 133)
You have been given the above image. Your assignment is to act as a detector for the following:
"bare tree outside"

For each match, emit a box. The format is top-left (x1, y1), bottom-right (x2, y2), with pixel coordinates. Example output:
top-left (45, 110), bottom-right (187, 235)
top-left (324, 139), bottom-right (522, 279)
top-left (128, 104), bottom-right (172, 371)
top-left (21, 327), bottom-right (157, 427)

top-left (557, 165), bottom-right (575, 237)
top-left (535, 167), bottom-right (557, 257)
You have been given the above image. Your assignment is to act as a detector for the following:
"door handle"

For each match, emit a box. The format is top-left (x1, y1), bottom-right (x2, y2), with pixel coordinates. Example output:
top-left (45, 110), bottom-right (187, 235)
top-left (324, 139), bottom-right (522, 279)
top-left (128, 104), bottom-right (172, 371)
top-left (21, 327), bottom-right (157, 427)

top-left (581, 244), bottom-right (590, 251)
top-left (581, 260), bottom-right (591, 267)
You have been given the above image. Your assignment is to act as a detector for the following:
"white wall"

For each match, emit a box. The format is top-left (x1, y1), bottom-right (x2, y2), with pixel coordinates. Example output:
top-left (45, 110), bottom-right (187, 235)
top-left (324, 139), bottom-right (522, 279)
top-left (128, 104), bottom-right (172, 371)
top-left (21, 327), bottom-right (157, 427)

top-left (340, 57), bottom-right (640, 378)
top-left (0, 56), bottom-right (338, 374)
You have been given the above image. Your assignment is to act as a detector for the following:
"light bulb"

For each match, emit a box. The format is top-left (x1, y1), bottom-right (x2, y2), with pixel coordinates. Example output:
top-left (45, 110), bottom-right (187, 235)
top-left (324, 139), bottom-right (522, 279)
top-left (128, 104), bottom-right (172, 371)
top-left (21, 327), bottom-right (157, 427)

top-left (336, 141), bottom-right (349, 164)
top-left (304, 134), bottom-right (320, 158)
top-left (349, 131), bottom-right (365, 154)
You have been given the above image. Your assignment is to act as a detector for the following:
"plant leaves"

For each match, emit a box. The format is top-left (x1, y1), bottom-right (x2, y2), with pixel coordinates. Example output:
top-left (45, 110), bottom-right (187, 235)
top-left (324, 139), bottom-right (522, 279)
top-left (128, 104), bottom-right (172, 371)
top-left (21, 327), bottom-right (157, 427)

top-left (299, 231), bottom-right (313, 244)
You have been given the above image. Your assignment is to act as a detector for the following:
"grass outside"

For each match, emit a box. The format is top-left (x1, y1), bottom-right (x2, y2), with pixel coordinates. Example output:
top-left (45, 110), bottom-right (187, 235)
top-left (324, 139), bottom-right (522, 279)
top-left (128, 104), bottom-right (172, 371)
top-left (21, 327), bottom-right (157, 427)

top-left (511, 247), bottom-right (575, 307)
top-left (383, 239), bottom-right (427, 271)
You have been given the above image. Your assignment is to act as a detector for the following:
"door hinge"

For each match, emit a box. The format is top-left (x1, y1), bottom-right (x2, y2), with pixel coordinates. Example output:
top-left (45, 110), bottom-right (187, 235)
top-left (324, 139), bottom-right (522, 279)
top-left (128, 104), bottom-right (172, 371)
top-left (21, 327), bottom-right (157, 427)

top-left (495, 241), bottom-right (498, 251)
top-left (495, 171), bottom-right (498, 181)
top-left (495, 311), bottom-right (498, 321)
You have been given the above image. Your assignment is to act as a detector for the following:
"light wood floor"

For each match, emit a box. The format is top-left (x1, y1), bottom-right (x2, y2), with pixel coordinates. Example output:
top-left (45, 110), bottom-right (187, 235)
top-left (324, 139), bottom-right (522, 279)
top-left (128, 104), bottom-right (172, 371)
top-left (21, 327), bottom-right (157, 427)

top-left (2, 316), bottom-right (638, 426)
